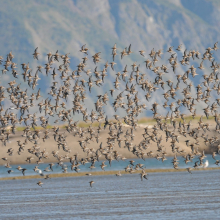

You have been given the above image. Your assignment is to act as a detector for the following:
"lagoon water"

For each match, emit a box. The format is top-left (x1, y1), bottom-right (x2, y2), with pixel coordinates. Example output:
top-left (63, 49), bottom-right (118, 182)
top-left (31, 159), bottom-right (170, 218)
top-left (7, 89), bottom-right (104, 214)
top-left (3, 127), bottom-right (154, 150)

top-left (0, 154), bottom-right (218, 178)
top-left (0, 170), bottom-right (220, 219)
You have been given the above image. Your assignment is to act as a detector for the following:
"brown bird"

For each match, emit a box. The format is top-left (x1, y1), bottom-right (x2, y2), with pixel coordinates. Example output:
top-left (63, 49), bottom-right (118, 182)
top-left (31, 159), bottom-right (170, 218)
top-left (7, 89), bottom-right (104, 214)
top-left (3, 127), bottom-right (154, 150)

top-left (37, 181), bottom-right (43, 187)
top-left (139, 50), bottom-right (145, 57)
top-left (33, 47), bottom-right (40, 60)
top-left (89, 181), bottom-right (95, 188)
top-left (187, 167), bottom-right (193, 174)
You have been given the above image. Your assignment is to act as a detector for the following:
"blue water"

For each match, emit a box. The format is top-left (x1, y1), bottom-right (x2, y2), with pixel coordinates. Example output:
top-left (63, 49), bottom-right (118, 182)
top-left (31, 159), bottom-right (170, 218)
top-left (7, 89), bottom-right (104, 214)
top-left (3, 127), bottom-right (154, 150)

top-left (0, 170), bottom-right (220, 219)
top-left (0, 154), bottom-right (218, 178)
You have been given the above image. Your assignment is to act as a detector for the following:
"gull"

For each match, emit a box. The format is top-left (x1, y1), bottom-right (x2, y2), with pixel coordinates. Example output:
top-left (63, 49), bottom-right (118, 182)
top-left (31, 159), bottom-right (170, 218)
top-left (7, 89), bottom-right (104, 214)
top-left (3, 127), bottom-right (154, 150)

top-left (203, 160), bottom-right (209, 168)
top-left (38, 169), bottom-right (44, 176)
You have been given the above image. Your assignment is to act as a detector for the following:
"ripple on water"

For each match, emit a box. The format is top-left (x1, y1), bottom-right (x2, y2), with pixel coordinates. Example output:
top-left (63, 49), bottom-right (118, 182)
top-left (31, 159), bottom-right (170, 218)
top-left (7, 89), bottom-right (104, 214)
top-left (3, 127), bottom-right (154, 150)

top-left (0, 170), bottom-right (220, 219)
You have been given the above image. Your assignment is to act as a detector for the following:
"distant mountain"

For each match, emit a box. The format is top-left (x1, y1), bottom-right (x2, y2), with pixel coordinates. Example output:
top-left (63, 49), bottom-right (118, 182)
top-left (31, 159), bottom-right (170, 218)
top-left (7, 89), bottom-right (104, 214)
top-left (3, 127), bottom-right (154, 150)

top-left (0, 0), bottom-right (219, 118)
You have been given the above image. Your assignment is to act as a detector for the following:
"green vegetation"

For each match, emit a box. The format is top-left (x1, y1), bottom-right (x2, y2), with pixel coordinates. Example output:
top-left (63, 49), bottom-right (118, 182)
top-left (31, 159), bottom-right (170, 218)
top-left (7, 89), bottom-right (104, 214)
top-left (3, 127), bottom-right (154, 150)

top-left (8, 115), bottom-right (215, 132)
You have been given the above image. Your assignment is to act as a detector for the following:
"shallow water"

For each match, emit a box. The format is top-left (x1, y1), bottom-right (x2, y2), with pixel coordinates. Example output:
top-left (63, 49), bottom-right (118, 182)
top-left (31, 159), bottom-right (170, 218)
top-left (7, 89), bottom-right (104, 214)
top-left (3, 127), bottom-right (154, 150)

top-left (0, 154), bottom-right (218, 178)
top-left (0, 170), bottom-right (219, 219)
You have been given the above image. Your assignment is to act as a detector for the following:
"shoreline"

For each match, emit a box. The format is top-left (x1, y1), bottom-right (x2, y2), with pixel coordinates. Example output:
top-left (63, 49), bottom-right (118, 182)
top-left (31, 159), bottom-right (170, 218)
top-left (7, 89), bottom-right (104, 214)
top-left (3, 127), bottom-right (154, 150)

top-left (1, 167), bottom-right (219, 181)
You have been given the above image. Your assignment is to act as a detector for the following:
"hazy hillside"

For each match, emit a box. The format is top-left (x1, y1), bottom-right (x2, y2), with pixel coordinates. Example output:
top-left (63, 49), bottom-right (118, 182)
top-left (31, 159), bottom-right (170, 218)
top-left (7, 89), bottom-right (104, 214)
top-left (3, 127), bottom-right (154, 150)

top-left (0, 0), bottom-right (219, 118)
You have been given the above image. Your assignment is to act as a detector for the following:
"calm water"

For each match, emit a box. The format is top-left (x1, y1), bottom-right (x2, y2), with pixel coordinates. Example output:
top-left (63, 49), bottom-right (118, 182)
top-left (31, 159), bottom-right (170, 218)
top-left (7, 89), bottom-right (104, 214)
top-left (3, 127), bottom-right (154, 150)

top-left (0, 154), bottom-right (218, 178)
top-left (0, 170), bottom-right (220, 219)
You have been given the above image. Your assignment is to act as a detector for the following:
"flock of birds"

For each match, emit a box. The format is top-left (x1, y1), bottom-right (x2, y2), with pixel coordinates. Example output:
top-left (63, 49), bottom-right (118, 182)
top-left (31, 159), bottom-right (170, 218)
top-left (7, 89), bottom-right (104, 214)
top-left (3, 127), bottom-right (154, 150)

top-left (0, 42), bottom-right (220, 188)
